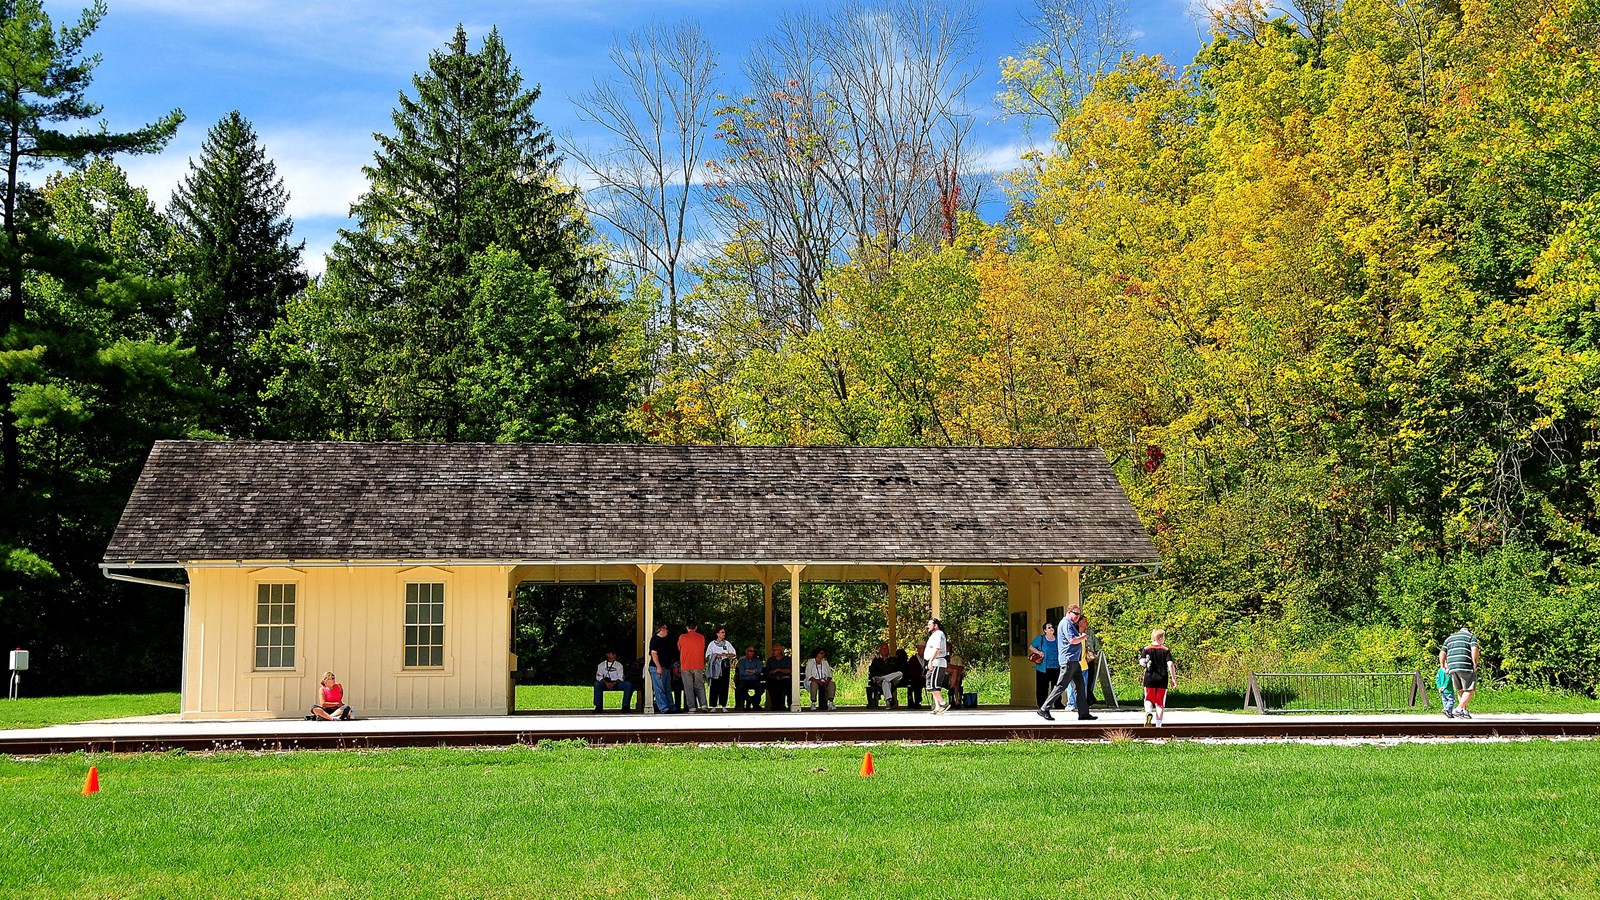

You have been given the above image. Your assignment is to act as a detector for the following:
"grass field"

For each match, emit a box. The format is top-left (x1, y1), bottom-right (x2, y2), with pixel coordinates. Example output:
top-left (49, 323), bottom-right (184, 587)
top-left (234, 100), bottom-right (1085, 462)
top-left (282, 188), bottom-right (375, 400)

top-left (3, 741), bottom-right (1597, 898)
top-left (0, 694), bottom-right (181, 730)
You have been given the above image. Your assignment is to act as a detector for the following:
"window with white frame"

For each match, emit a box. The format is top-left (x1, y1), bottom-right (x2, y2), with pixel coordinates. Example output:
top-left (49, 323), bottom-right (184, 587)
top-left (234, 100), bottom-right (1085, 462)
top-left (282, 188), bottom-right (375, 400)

top-left (404, 582), bottom-right (445, 668)
top-left (254, 583), bottom-right (297, 670)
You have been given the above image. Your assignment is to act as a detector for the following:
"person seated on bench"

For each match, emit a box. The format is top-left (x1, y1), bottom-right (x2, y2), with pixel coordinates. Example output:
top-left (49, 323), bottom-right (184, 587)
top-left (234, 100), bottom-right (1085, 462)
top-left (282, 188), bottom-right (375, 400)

top-left (947, 654), bottom-right (966, 709)
top-left (765, 643), bottom-right (793, 711)
top-left (903, 646), bottom-right (925, 709)
top-left (593, 650), bottom-right (634, 712)
top-left (804, 648), bottom-right (837, 710)
top-left (625, 655), bottom-right (647, 710)
top-left (311, 671), bottom-right (354, 720)
top-left (735, 644), bottom-right (765, 710)
top-left (867, 643), bottom-right (904, 708)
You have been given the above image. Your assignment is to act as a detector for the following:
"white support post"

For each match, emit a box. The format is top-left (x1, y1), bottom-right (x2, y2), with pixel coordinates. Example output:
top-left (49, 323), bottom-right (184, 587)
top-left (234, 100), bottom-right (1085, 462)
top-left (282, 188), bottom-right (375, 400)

top-left (787, 564), bottom-right (804, 712)
top-left (640, 564), bottom-right (661, 715)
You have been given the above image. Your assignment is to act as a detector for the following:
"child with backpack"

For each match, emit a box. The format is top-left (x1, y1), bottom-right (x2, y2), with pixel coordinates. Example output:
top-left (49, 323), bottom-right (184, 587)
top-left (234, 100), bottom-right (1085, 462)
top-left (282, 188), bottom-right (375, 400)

top-left (1138, 629), bottom-right (1176, 728)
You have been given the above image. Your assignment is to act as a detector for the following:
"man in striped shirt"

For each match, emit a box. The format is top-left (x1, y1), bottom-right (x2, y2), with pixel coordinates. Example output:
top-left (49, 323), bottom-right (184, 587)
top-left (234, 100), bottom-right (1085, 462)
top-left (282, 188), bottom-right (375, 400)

top-left (1439, 627), bottom-right (1480, 719)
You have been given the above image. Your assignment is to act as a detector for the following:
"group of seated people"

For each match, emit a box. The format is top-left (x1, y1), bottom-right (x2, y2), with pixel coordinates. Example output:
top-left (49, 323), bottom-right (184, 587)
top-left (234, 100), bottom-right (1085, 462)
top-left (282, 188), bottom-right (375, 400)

top-left (592, 639), bottom-right (957, 712)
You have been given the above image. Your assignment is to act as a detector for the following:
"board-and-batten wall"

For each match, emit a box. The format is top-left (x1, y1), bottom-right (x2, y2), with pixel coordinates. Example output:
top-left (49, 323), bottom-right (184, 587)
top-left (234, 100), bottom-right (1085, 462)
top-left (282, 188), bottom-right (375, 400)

top-left (181, 564), bottom-right (515, 720)
top-left (1007, 565), bottom-right (1080, 706)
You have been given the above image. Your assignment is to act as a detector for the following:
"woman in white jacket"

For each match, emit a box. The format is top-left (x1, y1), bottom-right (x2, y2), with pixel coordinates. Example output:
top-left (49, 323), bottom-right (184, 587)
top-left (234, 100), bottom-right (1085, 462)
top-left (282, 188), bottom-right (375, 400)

top-left (705, 626), bottom-right (738, 711)
top-left (803, 649), bottom-right (837, 710)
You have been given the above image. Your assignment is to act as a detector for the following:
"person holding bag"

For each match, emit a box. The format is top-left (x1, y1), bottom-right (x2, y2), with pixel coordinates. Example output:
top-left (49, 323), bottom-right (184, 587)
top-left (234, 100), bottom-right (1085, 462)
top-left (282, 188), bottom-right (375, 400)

top-left (1029, 622), bottom-right (1062, 709)
top-left (1079, 616), bottom-right (1101, 708)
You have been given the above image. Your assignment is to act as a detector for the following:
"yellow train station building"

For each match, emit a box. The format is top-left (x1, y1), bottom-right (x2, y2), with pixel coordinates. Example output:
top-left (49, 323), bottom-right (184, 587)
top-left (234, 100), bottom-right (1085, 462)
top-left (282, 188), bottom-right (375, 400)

top-left (103, 442), bottom-right (1157, 720)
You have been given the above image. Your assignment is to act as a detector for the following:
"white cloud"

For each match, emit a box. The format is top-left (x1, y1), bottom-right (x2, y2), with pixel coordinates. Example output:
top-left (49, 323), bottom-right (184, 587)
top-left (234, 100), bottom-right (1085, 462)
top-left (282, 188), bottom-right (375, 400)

top-left (966, 141), bottom-right (1035, 175)
top-left (300, 230), bottom-right (338, 279)
top-left (121, 125), bottom-right (372, 222)
top-left (115, 1), bottom-right (455, 75)
top-left (261, 129), bottom-right (374, 222)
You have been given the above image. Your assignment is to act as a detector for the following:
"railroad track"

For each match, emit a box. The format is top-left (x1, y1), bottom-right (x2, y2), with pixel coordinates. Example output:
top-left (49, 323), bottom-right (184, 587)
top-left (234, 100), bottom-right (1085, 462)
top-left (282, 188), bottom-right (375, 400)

top-left (5, 718), bottom-right (1598, 754)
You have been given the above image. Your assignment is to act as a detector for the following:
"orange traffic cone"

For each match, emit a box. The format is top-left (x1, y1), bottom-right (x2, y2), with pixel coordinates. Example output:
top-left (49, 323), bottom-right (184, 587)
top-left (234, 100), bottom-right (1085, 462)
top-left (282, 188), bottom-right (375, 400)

top-left (82, 766), bottom-right (99, 796)
top-left (859, 752), bottom-right (874, 777)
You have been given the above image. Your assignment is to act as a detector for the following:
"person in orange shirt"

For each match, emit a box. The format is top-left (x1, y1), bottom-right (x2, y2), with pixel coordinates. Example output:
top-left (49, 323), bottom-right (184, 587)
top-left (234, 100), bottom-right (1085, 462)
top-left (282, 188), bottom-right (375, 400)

top-left (677, 621), bottom-right (708, 713)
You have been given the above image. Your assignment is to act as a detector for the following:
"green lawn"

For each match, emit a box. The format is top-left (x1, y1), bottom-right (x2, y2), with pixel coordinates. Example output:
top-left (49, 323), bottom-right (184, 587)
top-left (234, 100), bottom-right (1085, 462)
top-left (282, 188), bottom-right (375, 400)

top-left (0, 693), bottom-right (180, 730)
top-left (2, 741), bottom-right (1597, 898)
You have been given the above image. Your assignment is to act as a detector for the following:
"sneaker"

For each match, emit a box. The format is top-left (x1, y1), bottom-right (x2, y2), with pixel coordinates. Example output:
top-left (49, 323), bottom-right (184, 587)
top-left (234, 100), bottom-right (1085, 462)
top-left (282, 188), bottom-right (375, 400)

top-left (1145, 713), bottom-right (1153, 727)
top-left (827, 701), bottom-right (836, 710)
top-left (1036, 707), bottom-right (1054, 721)
top-left (1455, 709), bottom-right (1471, 719)
top-left (1443, 707), bottom-right (1454, 718)
top-left (1078, 714), bottom-right (1098, 721)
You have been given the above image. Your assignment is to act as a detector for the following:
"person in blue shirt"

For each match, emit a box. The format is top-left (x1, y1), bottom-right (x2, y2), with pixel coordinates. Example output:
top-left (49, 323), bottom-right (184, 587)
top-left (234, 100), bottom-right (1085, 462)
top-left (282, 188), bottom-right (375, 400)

top-left (1037, 607), bottom-right (1096, 721)
top-left (1029, 622), bottom-right (1063, 709)
top-left (735, 645), bottom-right (765, 711)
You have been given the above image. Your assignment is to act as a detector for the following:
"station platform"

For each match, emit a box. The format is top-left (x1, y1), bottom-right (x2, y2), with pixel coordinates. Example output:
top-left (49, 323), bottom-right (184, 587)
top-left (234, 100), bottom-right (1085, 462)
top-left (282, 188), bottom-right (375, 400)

top-left (5, 707), bottom-right (1600, 754)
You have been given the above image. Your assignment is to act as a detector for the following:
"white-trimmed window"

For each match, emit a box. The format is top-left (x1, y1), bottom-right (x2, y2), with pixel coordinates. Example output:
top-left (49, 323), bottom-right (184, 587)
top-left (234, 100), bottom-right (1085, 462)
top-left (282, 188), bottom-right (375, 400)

top-left (404, 582), bottom-right (445, 668)
top-left (254, 583), bottom-right (297, 670)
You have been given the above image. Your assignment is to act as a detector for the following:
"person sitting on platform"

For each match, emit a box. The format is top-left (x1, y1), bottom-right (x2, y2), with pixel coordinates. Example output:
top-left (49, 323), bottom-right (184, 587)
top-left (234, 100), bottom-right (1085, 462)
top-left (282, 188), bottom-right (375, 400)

top-left (765, 643), bottom-right (793, 711)
top-left (804, 648), bottom-right (837, 711)
top-left (735, 645), bottom-right (765, 711)
top-left (867, 643), bottom-right (904, 709)
top-left (593, 650), bottom-right (634, 712)
top-left (310, 671), bottom-right (354, 721)
top-left (901, 648), bottom-right (924, 709)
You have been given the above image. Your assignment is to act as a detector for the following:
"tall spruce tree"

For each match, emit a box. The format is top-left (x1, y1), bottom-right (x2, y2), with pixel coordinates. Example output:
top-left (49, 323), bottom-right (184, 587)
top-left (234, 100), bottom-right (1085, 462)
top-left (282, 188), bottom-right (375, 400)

top-left (169, 111), bottom-right (305, 437)
top-left (263, 26), bottom-right (633, 442)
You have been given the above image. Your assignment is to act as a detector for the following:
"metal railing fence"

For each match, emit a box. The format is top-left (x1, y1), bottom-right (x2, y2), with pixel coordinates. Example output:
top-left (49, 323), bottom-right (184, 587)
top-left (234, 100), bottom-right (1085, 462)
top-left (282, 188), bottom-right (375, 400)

top-left (1245, 671), bottom-right (1429, 714)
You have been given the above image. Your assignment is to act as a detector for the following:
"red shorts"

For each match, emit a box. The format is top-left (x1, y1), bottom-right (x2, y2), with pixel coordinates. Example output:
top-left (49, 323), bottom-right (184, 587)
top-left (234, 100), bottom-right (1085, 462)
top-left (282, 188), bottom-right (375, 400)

top-left (1144, 687), bottom-right (1167, 707)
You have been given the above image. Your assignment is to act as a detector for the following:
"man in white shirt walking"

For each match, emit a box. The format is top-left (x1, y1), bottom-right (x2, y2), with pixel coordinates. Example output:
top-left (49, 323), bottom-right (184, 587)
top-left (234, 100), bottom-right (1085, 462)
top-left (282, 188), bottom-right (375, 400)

top-left (924, 618), bottom-right (952, 714)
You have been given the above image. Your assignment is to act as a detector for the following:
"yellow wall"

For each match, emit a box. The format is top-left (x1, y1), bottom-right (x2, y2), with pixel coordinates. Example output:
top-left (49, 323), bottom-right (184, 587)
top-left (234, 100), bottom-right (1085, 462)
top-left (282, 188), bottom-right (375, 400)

top-left (181, 564), bottom-right (515, 720)
top-left (1007, 565), bottom-right (1079, 707)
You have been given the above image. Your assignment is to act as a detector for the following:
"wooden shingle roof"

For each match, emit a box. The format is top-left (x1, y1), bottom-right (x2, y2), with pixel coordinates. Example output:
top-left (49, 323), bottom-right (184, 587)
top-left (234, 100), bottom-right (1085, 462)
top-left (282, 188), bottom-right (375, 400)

top-left (104, 441), bottom-right (1158, 565)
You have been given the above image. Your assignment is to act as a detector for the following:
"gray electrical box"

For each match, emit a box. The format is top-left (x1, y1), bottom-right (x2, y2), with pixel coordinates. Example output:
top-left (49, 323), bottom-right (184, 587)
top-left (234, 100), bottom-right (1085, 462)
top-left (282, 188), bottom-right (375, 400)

top-left (9, 649), bottom-right (27, 671)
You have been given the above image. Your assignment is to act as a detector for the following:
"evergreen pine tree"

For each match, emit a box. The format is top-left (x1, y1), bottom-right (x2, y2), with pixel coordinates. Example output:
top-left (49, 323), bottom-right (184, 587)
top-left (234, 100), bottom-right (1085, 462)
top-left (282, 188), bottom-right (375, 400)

top-left (0, 0), bottom-right (183, 489)
top-left (265, 26), bottom-right (633, 442)
top-left (169, 110), bottom-right (305, 437)
top-left (0, 0), bottom-right (195, 692)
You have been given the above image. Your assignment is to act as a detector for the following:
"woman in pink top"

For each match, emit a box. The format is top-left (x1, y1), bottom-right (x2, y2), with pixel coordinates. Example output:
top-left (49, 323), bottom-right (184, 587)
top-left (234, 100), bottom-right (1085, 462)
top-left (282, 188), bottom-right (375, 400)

top-left (311, 671), bottom-right (354, 720)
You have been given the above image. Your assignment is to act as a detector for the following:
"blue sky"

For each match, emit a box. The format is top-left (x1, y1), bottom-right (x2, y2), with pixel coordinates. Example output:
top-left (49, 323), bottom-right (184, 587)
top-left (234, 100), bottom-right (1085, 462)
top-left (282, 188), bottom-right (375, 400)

top-left (64, 0), bottom-right (1213, 275)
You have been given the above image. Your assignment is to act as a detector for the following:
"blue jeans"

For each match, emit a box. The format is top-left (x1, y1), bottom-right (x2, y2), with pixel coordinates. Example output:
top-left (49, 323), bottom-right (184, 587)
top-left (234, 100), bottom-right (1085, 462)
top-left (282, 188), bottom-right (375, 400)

top-left (649, 666), bottom-right (676, 711)
top-left (594, 680), bottom-right (634, 711)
